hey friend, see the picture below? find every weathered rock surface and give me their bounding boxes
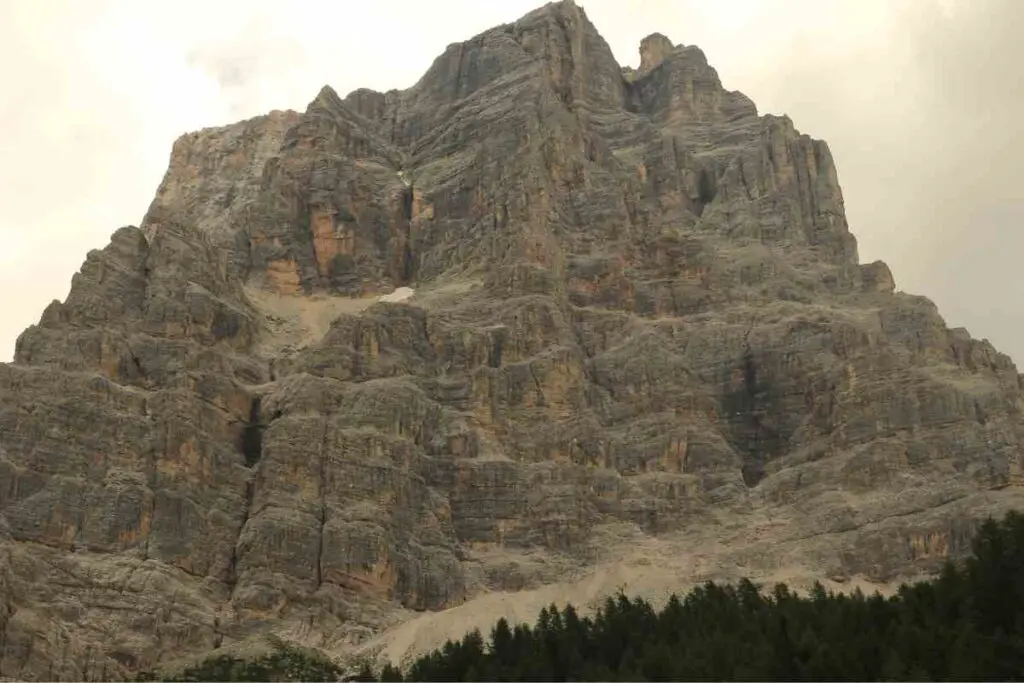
[2,0,1023,678]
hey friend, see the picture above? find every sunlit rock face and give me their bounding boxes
[2,1,1022,679]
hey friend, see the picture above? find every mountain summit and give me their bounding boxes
[2,1,1022,678]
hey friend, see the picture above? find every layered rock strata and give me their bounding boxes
[1,1,1022,678]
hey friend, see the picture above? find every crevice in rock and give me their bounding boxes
[239,397,264,467]
[721,348,783,488]
[737,353,766,487]
[401,244,415,286]
[420,313,434,360]
[126,343,144,377]
[396,184,416,286]
[529,363,546,407]
[123,341,147,386]
[141,430,160,563]
[315,508,327,590]
[315,416,330,590]
[488,331,505,368]
[227,477,254,592]
[552,14,578,110]
[453,42,466,100]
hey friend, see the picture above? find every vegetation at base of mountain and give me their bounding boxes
[390,511,1024,681]
[134,642,342,682]
[137,511,1024,681]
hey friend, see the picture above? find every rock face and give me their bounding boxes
[2,1,1023,678]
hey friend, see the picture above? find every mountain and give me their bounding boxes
[2,1,1022,678]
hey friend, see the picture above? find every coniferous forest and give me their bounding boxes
[148,511,1024,682]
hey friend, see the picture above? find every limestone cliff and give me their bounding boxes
[2,1,1022,678]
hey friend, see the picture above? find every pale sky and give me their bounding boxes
[1,0,1021,364]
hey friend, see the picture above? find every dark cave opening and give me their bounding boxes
[694,169,717,218]
[240,397,264,467]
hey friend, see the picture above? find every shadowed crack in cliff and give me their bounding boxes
[551,12,579,110]
[397,183,416,286]
[225,476,255,600]
[489,334,504,369]
[315,414,330,589]
[125,342,146,383]
[723,349,784,488]
[529,362,547,407]
[229,397,268,590]
[142,426,160,563]
[240,397,264,467]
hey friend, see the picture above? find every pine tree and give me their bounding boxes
[379,663,404,682]
[489,617,515,673]
[352,662,376,682]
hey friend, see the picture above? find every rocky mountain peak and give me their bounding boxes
[309,84,345,112]
[638,32,676,73]
[1,2,1022,680]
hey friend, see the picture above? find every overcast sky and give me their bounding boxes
[1,0,1021,365]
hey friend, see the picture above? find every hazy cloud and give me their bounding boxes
[1,0,1020,363]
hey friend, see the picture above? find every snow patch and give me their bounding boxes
[377,286,415,303]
